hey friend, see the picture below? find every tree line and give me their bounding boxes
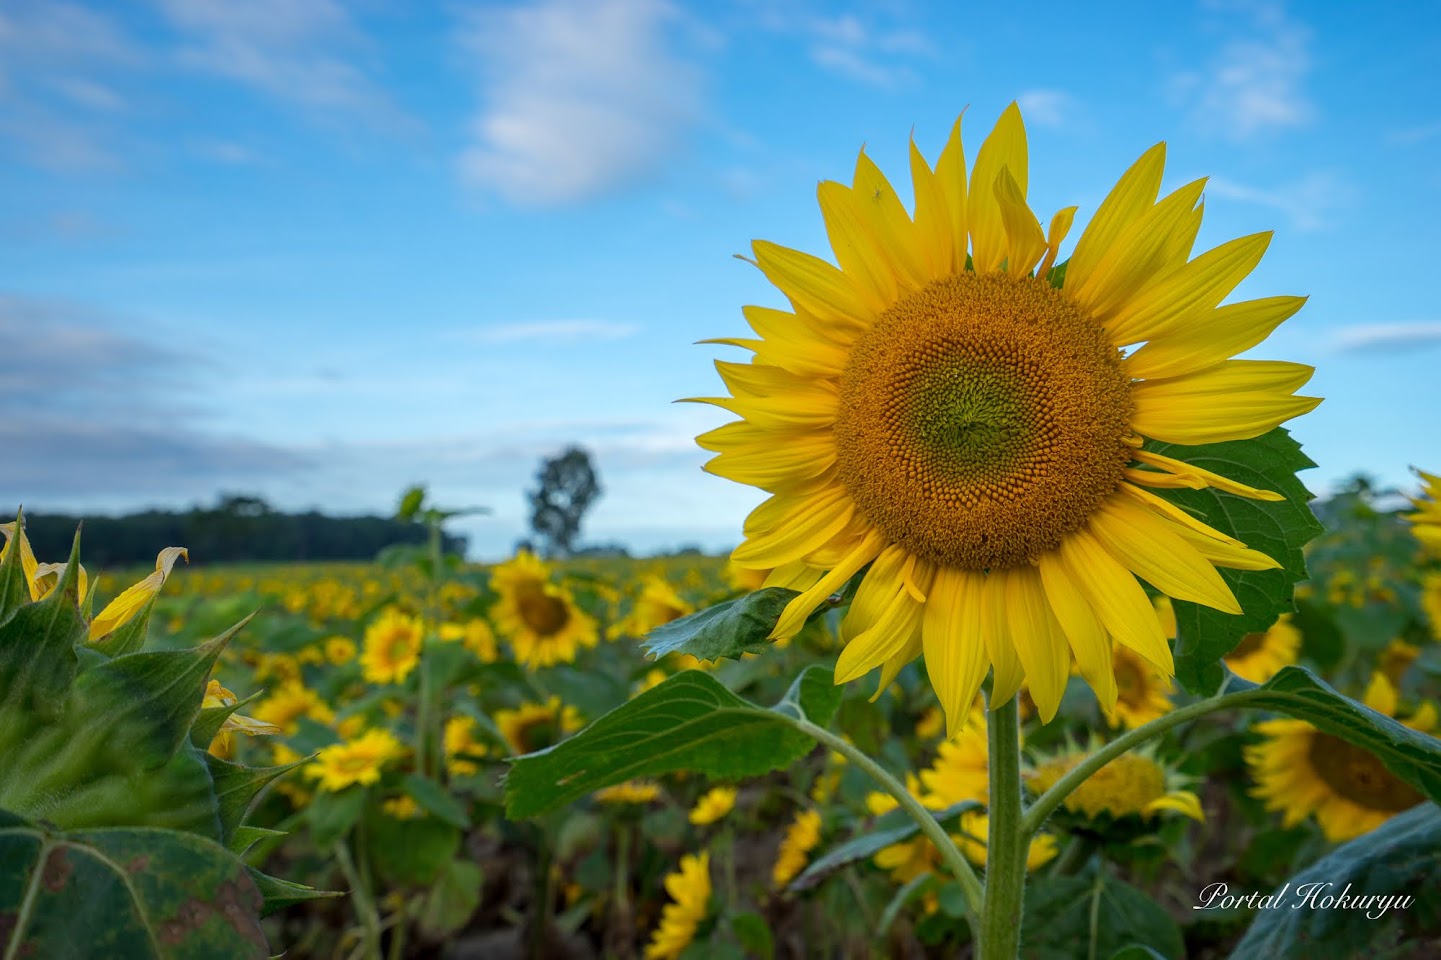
[15,494,465,567]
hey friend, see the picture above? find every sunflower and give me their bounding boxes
[1407,469,1441,557]
[689,786,737,826]
[595,779,663,805]
[614,575,694,639]
[443,715,489,777]
[306,728,406,793]
[1246,672,1434,842]
[644,852,711,960]
[201,678,280,759]
[695,104,1316,730]
[360,607,424,685]
[1224,613,1301,683]
[772,808,823,888]
[252,680,335,734]
[1422,574,1441,641]
[494,696,583,755]
[491,550,598,669]
[1028,745,1203,823]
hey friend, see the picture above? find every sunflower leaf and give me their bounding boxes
[1228,802,1441,960]
[789,800,981,892]
[1021,861,1184,960]
[1146,427,1322,695]
[502,665,837,819]
[641,587,800,663]
[1239,665,1441,802]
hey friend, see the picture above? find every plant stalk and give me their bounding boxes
[978,695,1025,960]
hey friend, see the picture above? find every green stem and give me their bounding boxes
[978,696,1024,960]
[334,841,382,960]
[1020,688,1258,837]
[795,717,984,919]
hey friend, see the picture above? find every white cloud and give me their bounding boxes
[1207,171,1351,232]
[774,12,930,89]
[456,0,701,206]
[1173,1,1313,140]
[1016,89,1072,128]
[1329,322,1441,354]
[463,319,641,344]
[155,0,405,126]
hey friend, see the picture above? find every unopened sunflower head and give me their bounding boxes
[1029,741,1204,835]
[694,103,1318,730]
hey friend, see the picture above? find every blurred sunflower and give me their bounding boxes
[644,852,711,960]
[1407,469,1441,556]
[1105,640,1174,729]
[201,678,280,759]
[614,575,693,638]
[360,607,423,685]
[695,103,1315,730]
[494,696,583,755]
[443,715,489,777]
[689,786,738,826]
[1224,613,1301,683]
[772,808,823,888]
[1028,744,1203,823]
[594,780,663,805]
[1246,672,1434,841]
[306,728,406,792]
[252,680,334,734]
[491,550,598,669]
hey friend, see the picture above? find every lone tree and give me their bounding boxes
[527,446,602,558]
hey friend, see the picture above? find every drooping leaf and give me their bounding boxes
[503,666,840,819]
[0,820,270,959]
[1229,803,1441,959]
[790,800,982,892]
[642,587,801,662]
[1148,428,1322,694]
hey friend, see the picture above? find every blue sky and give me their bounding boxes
[2,0,1438,559]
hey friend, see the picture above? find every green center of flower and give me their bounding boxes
[1308,733,1423,812]
[834,272,1133,570]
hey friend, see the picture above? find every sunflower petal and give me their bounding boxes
[1105,232,1272,345]
[1037,205,1078,278]
[1090,496,1242,613]
[980,571,1026,707]
[772,530,885,639]
[752,240,877,329]
[90,547,188,640]
[1147,790,1205,822]
[910,135,954,279]
[994,167,1047,276]
[1056,529,1172,673]
[1065,142,1166,291]
[819,178,899,307]
[1004,567,1071,722]
[1129,448,1285,501]
[968,103,1027,273]
[1037,552,1117,712]
[923,568,991,738]
[1131,360,1321,444]
[852,149,928,290]
[1125,295,1306,380]
[734,484,854,567]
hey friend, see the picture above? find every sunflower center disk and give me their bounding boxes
[518,588,570,635]
[834,272,1133,571]
[1309,733,1423,812]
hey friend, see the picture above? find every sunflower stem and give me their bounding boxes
[979,695,1025,960]
[794,718,984,919]
[1020,688,1258,837]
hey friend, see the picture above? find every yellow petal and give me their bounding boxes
[0,520,42,601]
[1131,360,1321,444]
[1037,551,1117,712]
[751,240,876,330]
[922,568,990,738]
[1172,525,1284,571]
[741,305,852,377]
[1065,142,1165,293]
[1068,178,1207,324]
[1362,672,1398,716]
[1003,567,1071,723]
[773,530,885,639]
[734,484,855,568]
[968,103,1027,273]
[1037,205,1078,278]
[1056,529,1172,673]
[1147,790,1205,822]
[835,546,924,684]
[910,135,954,280]
[1127,449,1285,501]
[994,167,1047,275]
[980,571,1025,707]
[934,112,970,273]
[852,149,928,291]
[1105,232,1272,346]
[819,178,899,308]
[1115,482,1245,546]
[1089,496,1241,613]
[90,546,188,641]
[1125,296,1306,380]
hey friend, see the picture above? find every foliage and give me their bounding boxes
[527,446,602,558]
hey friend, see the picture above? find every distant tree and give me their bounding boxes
[527,446,602,558]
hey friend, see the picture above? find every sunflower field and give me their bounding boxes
[5,105,1441,960]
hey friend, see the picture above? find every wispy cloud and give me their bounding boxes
[1207,171,1351,232]
[155,0,407,128]
[1329,322,1441,354]
[1172,1,1313,140]
[753,9,930,89]
[1016,89,1073,128]
[463,319,640,344]
[1387,121,1441,147]
[456,0,701,206]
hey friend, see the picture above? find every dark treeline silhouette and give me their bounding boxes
[13,494,466,567]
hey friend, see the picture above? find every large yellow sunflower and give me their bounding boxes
[491,550,598,669]
[695,103,1317,730]
[1407,469,1441,557]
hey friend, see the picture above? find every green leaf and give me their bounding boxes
[365,814,461,888]
[0,820,270,959]
[730,912,774,960]
[190,689,265,751]
[418,858,483,939]
[642,587,800,662]
[244,868,341,918]
[91,595,157,658]
[306,787,366,848]
[401,774,471,830]
[1021,862,1184,960]
[1109,948,1170,960]
[1228,803,1441,959]
[503,665,840,819]
[1148,428,1322,695]
[879,873,934,936]
[228,825,285,858]
[1241,666,1441,802]
[790,800,981,892]
[206,754,305,843]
